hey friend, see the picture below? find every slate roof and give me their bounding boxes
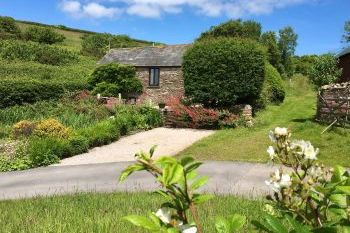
[98,44,191,67]
[337,47,350,58]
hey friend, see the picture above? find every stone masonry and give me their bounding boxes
[316,82,350,127]
[136,67,185,104]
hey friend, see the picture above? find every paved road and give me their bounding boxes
[0,161,276,200]
[57,127,214,166]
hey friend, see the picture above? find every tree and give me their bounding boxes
[292,55,318,76]
[261,31,282,71]
[88,63,143,98]
[0,16,21,39]
[0,16,20,34]
[309,54,342,88]
[342,20,350,44]
[24,26,65,44]
[197,19,261,41]
[278,26,298,77]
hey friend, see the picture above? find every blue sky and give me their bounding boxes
[0,0,349,55]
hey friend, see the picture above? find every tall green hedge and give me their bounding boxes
[257,63,285,109]
[0,79,87,108]
[182,38,266,108]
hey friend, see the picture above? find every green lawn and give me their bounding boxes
[0,192,265,233]
[177,76,350,167]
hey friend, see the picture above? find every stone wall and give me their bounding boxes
[316,82,350,127]
[136,67,184,104]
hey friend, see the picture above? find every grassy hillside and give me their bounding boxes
[16,20,157,52]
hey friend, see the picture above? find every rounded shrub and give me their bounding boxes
[11,120,36,138]
[257,63,286,108]
[89,63,142,98]
[33,118,71,139]
[182,38,266,108]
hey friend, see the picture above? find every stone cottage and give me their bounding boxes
[98,44,190,104]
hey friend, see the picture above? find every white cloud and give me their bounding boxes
[60,1,122,18]
[83,2,122,18]
[60,0,309,19]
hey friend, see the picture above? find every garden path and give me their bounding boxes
[57,127,215,166]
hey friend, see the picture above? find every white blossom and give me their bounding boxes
[291,140,318,160]
[280,174,292,187]
[265,169,291,192]
[155,208,172,224]
[267,146,276,159]
[180,225,197,233]
[274,127,288,136]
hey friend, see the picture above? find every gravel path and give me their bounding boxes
[57,127,215,166]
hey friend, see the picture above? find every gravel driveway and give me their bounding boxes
[56,127,214,166]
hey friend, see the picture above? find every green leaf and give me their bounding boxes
[119,164,145,182]
[263,215,289,233]
[329,194,348,208]
[149,145,157,158]
[180,156,195,167]
[192,194,214,204]
[332,166,346,183]
[335,186,350,195]
[185,161,203,173]
[191,176,209,190]
[284,214,311,233]
[163,164,184,186]
[156,156,178,167]
[215,217,230,233]
[229,214,246,231]
[186,170,198,180]
[167,228,179,233]
[327,207,348,220]
[123,215,159,231]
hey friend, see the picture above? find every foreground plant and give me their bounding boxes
[119,146,246,233]
[259,127,350,232]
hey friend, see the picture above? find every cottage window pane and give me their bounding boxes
[149,68,159,86]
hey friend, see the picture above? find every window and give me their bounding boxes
[149,67,160,87]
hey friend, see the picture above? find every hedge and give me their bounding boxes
[182,38,266,108]
[0,79,87,108]
[257,63,286,109]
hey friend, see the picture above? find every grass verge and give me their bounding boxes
[0,192,265,232]
[177,75,350,167]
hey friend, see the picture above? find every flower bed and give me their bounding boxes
[0,92,163,171]
[163,96,248,129]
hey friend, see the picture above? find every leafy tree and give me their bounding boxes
[261,31,282,71]
[292,55,318,76]
[0,16,20,34]
[309,54,342,88]
[89,63,143,98]
[197,19,261,41]
[278,26,298,77]
[24,26,65,44]
[343,20,350,44]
